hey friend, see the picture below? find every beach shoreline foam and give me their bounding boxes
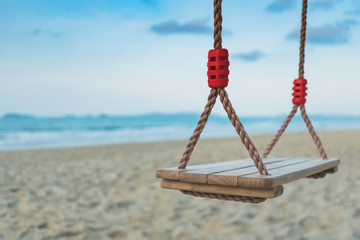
[0,130,359,239]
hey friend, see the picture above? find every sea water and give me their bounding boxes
[1,113,359,151]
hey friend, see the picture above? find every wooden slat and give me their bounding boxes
[156,157,288,181]
[161,179,283,199]
[178,157,289,184]
[156,159,250,180]
[207,157,313,186]
[161,158,249,170]
[238,158,340,189]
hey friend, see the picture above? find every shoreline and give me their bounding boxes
[0,129,357,153]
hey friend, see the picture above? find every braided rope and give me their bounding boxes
[262,104,298,158]
[178,89,268,175]
[299,0,307,79]
[178,89,218,169]
[181,190,266,203]
[218,89,268,175]
[263,104,328,160]
[214,0,222,49]
[299,105,328,159]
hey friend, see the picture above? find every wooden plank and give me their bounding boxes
[178,157,289,184]
[239,158,340,189]
[156,169,183,180]
[157,157,288,181]
[156,159,252,180]
[207,157,313,186]
[159,159,251,172]
[161,179,283,199]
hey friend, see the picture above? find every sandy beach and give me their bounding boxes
[0,130,359,239]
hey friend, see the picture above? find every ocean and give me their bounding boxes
[1,113,359,151]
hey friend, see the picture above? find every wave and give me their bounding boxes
[1,113,360,151]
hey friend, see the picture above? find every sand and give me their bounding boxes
[0,130,359,240]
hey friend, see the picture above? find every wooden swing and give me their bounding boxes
[156,0,340,203]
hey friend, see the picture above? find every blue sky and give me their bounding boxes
[1,0,359,116]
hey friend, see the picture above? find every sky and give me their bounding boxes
[1,0,360,117]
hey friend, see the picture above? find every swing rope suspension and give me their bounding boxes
[178,0,268,176]
[178,0,268,203]
[156,0,339,204]
[262,0,328,161]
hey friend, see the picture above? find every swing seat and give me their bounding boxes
[156,157,340,200]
